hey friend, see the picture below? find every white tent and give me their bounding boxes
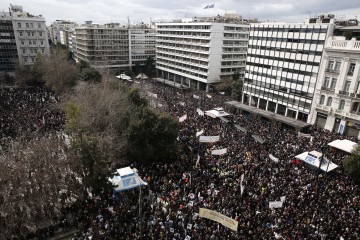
[205,107,230,118]
[109,167,147,192]
[116,74,133,81]
[328,139,358,154]
[295,151,338,172]
[135,73,148,79]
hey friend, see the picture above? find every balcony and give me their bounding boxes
[350,93,360,98]
[321,86,335,92]
[325,68,339,73]
[338,90,350,97]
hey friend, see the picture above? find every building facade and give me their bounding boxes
[0,11,17,78]
[72,22,156,70]
[242,19,334,122]
[309,36,360,138]
[48,20,77,46]
[155,20,249,91]
[0,5,49,78]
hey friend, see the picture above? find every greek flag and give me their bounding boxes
[208,4,214,8]
[204,5,209,9]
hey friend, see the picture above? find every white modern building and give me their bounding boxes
[309,35,360,138]
[155,19,249,91]
[72,22,156,70]
[242,16,335,122]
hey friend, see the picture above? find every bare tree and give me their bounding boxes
[0,134,82,239]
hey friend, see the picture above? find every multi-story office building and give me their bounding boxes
[155,19,249,91]
[0,4,49,80]
[0,11,17,79]
[309,32,360,137]
[48,20,77,46]
[72,22,156,70]
[242,16,335,122]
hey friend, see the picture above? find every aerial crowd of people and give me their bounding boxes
[73,81,359,240]
[0,82,359,239]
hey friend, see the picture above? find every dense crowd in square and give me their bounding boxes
[0,83,359,239]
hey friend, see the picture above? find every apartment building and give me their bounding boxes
[242,16,335,122]
[48,20,77,46]
[10,4,50,66]
[309,32,360,138]
[155,19,249,91]
[72,22,156,70]
[0,4,49,78]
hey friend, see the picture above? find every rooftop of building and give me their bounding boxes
[157,14,258,24]
[6,4,44,19]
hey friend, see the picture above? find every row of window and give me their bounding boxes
[251,27,327,33]
[157,53,208,67]
[246,53,320,67]
[17,22,42,29]
[157,47,208,60]
[22,48,45,54]
[157,31,211,38]
[157,63,207,80]
[319,96,346,110]
[244,86,312,109]
[19,31,43,37]
[249,37,325,44]
[249,45,323,56]
[20,40,44,45]
[157,25,211,30]
[248,62,317,77]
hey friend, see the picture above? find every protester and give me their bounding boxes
[75,81,359,240]
[1,83,358,239]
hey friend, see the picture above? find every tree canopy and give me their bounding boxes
[344,145,360,184]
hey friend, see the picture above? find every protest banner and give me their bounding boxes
[269,201,283,209]
[199,208,238,231]
[179,114,187,122]
[199,136,220,143]
[211,148,227,156]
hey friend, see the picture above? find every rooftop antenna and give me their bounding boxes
[127,16,130,29]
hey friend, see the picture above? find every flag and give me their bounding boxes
[208,4,214,8]
[204,5,209,9]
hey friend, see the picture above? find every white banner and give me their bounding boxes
[199,208,238,231]
[199,136,220,143]
[280,196,286,203]
[269,201,283,209]
[269,154,279,163]
[195,155,200,168]
[196,129,204,137]
[179,101,185,106]
[207,94,212,98]
[219,92,225,95]
[338,120,346,135]
[193,94,200,99]
[196,108,204,116]
[211,148,227,156]
[240,173,245,195]
[298,132,311,138]
[179,114,187,122]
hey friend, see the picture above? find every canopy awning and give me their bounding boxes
[116,74,132,81]
[295,151,338,172]
[109,167,147,192]
[205,108,230,118]
[135,73,148,79]
[328,139,358,154]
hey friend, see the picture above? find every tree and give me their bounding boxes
[65,78,179,165]
[144,56,155,78]
[14,57,44,87]
[344,145,360,183]
[0,135,82,239]
[81,67,102,83]
[77,59,90,73]
[231,79,243,101]
[133,62,142,76]
[41,47,79,95]
[121,107,179,164]
[124,66,133,79]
